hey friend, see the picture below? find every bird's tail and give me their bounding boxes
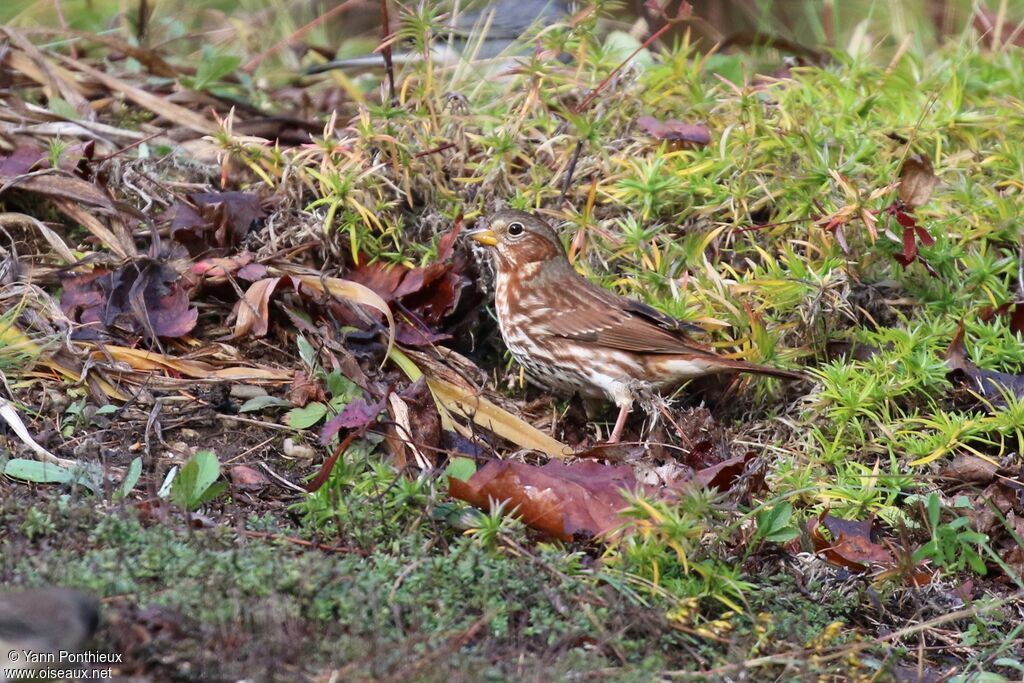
[718,358,807,381]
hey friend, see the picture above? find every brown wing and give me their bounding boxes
[539,277,717,356]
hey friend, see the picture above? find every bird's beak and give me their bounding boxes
[468,228,498,247]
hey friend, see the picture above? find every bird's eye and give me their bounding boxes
[507,222,525,237]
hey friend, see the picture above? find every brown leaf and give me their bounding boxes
[945,323,1024,407]
[0,171,116,212]
[170,191,266,253]
[636,115,711,146]
[691,451,755,491]
[974,6,1024,48]
[60,256,198,343]
[385,378,441,468]
[229,465,270,490]
[333,219,471,346]
[898,153,938,208]
[940,454,997,483]
[809,514,894,571]
[0,146,46,176]
[449,460,639,540]
[231,277,281,338]
[287,371,324,407]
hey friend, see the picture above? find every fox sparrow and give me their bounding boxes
[470,209,804,442]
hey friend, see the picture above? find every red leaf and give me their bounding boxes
[902,226,917,263]
[0,145,46,176]
[895,211,917,228]
[915,225,935,247]
[319,397,385,445]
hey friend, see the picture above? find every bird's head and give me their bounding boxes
[468,209,567,270]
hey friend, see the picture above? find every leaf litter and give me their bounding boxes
[1,6,1023,680]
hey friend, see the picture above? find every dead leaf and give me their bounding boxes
[319,397,385,445]
[60,256,198,343]
[809,514,894,571]
[287,372,324,407]
[636,115,710,146]
[345,220,469,344]
[898,153,939,208]
[945,324,1024,408]
[940,454,997,483]
[86,344,290,381]
[974,6,1024,48]
[169,191,266,254]
[229,465,270,490]
[691,451,756,491]
[385,379,440,469]
[0,170,116,212]
[231,277,280,338]
[427,376,572,458]
[449,459,639,540]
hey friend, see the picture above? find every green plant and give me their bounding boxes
[753,501,800,546]
[283,335,361,430]
[913,493,988,576]
[20,505,56,540]
[168,450,228,512]
[182,48,242,92]
[607,488,752,620]
[462,498,523,550]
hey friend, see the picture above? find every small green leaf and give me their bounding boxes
[297,335,317,368]
[993,659,1024,672]
[239,395,292,413]
[756,502,799,543]
[170,459,198,509]
[286,402,329,429]
[195,481,228,507]
[191,53,241,90]
[169,450,225,510]
[48,96,80,121]
[94,405,120,416]
[326,372,357,400]
[4,458,73,484]
[328,394,351,412]
[927,493,941,529]
[192,450,221,497]
[116,457,143,500]
[445,456,476,482]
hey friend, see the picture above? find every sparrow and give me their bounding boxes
[469,209,804,443]
[308,0,572,73]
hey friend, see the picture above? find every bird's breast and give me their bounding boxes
[492,269,645,400]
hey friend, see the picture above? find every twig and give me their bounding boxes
[241,530,369,555]
[379,0,396,105]
[558,139,584,203]
[414,141,456,158]
[573,20,675,114]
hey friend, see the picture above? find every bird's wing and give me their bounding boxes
[539,279,716,356]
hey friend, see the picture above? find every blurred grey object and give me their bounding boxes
[0,587,100,681]
[308,0,573,73]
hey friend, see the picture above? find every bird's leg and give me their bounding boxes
[609,404,631,444]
